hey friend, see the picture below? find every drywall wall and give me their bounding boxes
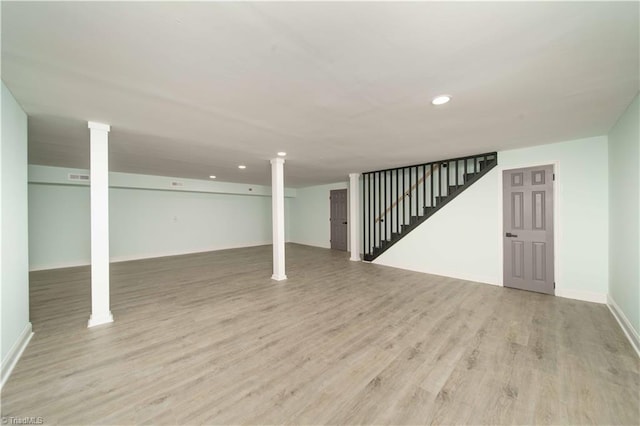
[28,166,294,270]
[289,181,349,249]
[1,82,32,386]
[608,94,639,348]
[28,184,90,270]
[375,136,609,303]
[110,188,276,261]
[29,165,297,198]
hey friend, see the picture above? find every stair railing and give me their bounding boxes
[362,152,497,260]
[374,163,440,224]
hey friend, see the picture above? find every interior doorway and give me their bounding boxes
[330,189,348,251]
[503,165,555,295]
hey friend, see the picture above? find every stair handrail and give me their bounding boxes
[363,152,498,261]
[374,163,440,224]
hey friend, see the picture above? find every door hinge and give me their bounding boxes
[554,282,556,289]
[553,174,555,181]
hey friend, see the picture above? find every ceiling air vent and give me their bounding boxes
[68,173,90,182]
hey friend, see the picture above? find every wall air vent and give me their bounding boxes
[68,173,90,182]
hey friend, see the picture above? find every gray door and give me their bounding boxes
[503,165,554,295]
[330,189,348,251]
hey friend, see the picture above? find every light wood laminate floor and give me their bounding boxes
[2,244,638,425]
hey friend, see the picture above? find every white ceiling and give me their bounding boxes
[2,2,638,187]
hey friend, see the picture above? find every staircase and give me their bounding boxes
[362,152,497,261]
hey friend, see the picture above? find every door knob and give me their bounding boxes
[343,221,348,224]
[505,232,518,238]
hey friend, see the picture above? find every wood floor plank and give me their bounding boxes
[1,243,638,425]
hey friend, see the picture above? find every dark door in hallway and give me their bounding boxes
[503,165,555,295]
[330,189,348,251]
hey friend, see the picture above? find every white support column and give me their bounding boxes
[87,121,113,327]
[271,158,287,281]
[349,173,361,261]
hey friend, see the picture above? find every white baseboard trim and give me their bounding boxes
[29,241,274,271]
[271,274,288,281]
[607,295,640,357]
[372,261,501,287]
[1,322,33,389]
[287,241,331,250]
[29,260,90,271]
[555,289,607,304]
[108,241,272,264]
[370,263,612,306]
[88,311,114,328]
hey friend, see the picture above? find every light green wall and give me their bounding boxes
[28,184,90,269]
[290,182,348,249]
[608,94,639,336]
[29,165,297,198]
[110,188,275,261]
[501,136,609,299]
[376,136,610,302]
[1,82,30,363]
[28,166,294,270]
[30,165,349,268]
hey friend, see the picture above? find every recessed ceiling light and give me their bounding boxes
[277,152,287,157]
[432,95,451,106]
[238,165,246,169]
[209,175,216,179]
